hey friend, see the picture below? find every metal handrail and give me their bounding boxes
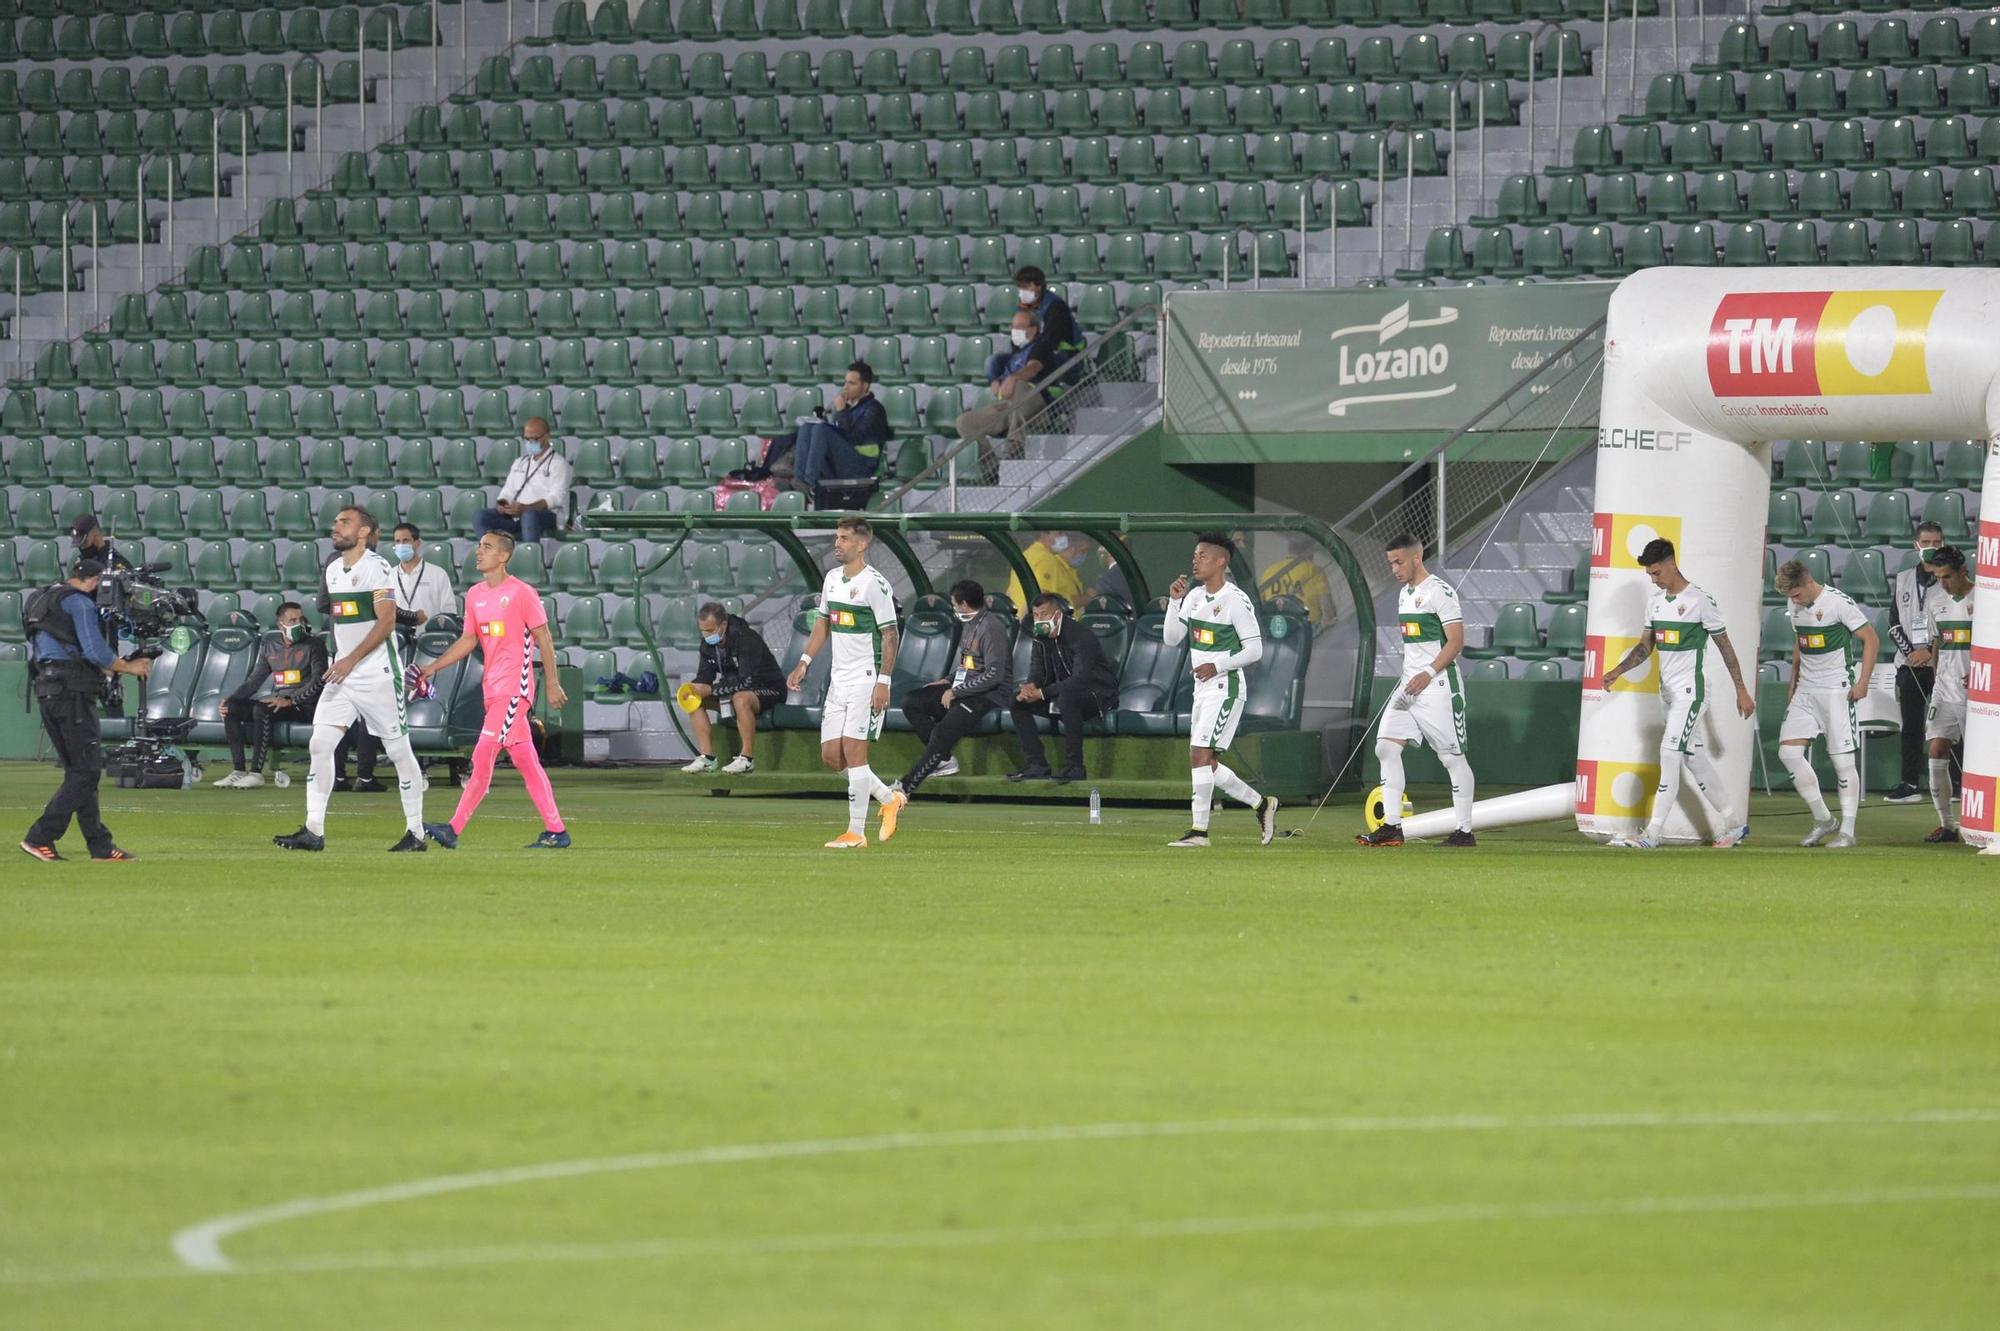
[871,301,1162,512]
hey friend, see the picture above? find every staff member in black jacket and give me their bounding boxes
[881,583,1012,826]
[1009,594,1120,784]
[680,603,788,775]
[1884,520,1946,803]
[217,601,328,789]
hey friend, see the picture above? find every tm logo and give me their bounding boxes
[1970,644,2000,706]
[1706,290,1942,398]
[1978,519,2000,583]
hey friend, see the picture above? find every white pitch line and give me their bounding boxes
[9,1181,1998,1287]
[169,1107,2000,1274]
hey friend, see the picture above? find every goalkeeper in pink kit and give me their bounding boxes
[418,532,571,849]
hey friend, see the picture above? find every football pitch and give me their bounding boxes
[2,761,1996,1329]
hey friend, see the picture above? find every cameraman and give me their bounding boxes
[20,557,150,863]
[217,602,328,789]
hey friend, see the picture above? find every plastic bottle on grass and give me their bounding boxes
[1088,788,1101,825]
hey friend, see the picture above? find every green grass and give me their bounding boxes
[2,762,1996,1329]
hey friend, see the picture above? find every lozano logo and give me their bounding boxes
[1325,301,1460,417]
[1961,773,1997,834]
[1978,519,2000,583]
[1970,644,2000,706]
[1706,290,1942,398]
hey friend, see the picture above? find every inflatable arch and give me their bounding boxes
[1580,267,2000,846]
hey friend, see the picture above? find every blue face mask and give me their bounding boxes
[702,632,723,646]
[393,543,416,563]
[524,436,546,454]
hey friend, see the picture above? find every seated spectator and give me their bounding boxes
[955,307,1047,473]
[1009,594,1120,784]
[679,602,788,776]
[69,514,135,575]
[1004,531,1094,613]
[217,601,327,789]
[474,417,570,544]
[389,523,457,627]
[890,581,1012,797]
[761,361,892,495]
[1014,265,1080,372]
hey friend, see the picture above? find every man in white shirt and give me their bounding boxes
[475,417,570,545]
[389,523,457,627]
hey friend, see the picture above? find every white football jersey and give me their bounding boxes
[1397,574,1463,681]
[818,562,899,683]
[1787,586,1870,691]
[1645,582,1728,696]
[324,549,396,666]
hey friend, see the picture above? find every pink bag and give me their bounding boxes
[715,476,779,509]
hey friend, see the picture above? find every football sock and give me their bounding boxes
[1780,745,1831,823]
[451,734,500,833]
[1375,736,1406,827]
[380,733,427,836]
[1684,747,1737,830]
[1930,757,1956,830]
[845,766,871,836]
[1211,763,1260,808]
[304,723,340,837]
[1191,767,1216,832]
[1645,746,1683,839]
[1438,748,1476,832]
[1830,750,1859,835]
[509,738,565,834]
[856,764,893,804]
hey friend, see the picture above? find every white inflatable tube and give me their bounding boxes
[1402,782,1577,841]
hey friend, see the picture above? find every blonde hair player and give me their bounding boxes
[786,518,904,848]
[1163,532,1279,849]
[1599,537,1755,849]
[1773,558,1878,848]
[1356,534,1477,848]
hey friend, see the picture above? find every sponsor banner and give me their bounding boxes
[1575,758,1660,821]
[1705,289,1943,399]
[1591,512,1684,572]
[1977,518,2000,586]
[1960,772,1997,836]
[1970,645,2000,708]
[1162,284,1612,437]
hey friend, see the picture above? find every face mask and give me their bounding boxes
[1920,547,1940,563]
[1017,288,1036,306]
[954,608,979,623]
[1050,536,1070,553]
[524,436,546,454]
[393,543,416,563]
[1032,618,1056,638]
[281,623,307,644]
[1009,327,1031,349]
[702,632,723,646]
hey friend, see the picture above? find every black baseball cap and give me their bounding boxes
[69,514,100,542]
[71,557,107,580]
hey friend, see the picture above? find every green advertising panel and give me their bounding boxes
[1163,284,1613,460]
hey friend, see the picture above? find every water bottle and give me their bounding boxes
[1088,787,1102,825]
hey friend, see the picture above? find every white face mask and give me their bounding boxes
[1017,287,1036,306]
[1050,536,1070,553]
[954,608,979,623]
[1009,327,1031,349]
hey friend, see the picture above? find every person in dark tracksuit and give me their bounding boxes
[20,557,151,863]
[893,581,1013,799]
[1885,521,1946,803]
[217,601,329,788]
[1009,594,1120,784]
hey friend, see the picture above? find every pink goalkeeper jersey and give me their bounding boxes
[464,575,546,702]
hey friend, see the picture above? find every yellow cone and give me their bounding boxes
[1363,786,1415,832]
[675,682,704,713]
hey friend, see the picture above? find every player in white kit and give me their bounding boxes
[1908,544,1975,844]
[1774,559,1878,849]
[274,505,429,852]
[1600,537,1755,849]
[785,517,903,848]
[1357,534,1477,848]
[1163,532,1279,848]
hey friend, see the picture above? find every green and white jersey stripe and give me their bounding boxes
[1397,574,1463,682]
[1788,585,1871,691]
[1172,579,1261,680]
[324,549,396,668]
[820,563,899,683]
[1646,581,1728,697]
